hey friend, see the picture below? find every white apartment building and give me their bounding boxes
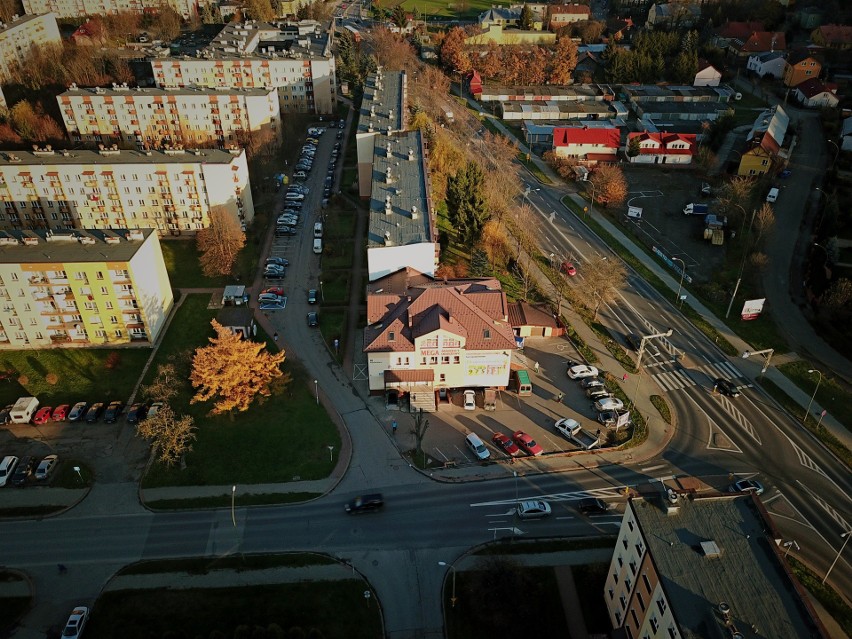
[0,228,173,348]
[151,21,336,115]
[21,0,210,20]
[58,84,282,148]
[0,147,253,235]
[0,13,61,83]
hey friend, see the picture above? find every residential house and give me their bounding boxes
[747,51,787,79]
[738,105,789,176]
[605,490,830,638]
[647,3,701,28]
[465,22,555,45]
[693,60,722,87]
[69,19,106,46]
[714,20,765,48]
[0,13,61,84]
[811,24,852,50]
[627,132,697,164]
[547,3,590,31]
[552,126,620,163]
[783,51,822,87]
[840,116,852,152]
[574,50,605,82]
[728,30,786,57]
[364,270,516,408]
[794,78,839,108]
[477,4,546,31]
[0,228,173,348]
[508,301,563,337]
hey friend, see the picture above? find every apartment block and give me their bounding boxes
[58,85,282,148]
[21,0,210,20]
[151,21,336,115]
[605,491,828,639]
[0,147,253,234]
[0,13,61,83]
[0,228,174,348]
[356,69,407,198]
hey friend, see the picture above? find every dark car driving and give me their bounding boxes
[713,378,741,397]
[577,497,609,515]
[345,493,384,514]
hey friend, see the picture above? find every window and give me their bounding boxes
[608,588,614,600]
[628,519,634,531]
[439,373,446,382]
[96,271,104,280]
[441,356,450,365]
[623,538,628,549]
[667,626,677,638]
[94,329,106,338]
[388,331,395,341]
[617,555,623,567]
[420,357,427,365]
[429,356,437,365]
[483,329,491,339]
[637,592,645,612]
[629,561,637,576]
[109,315,118,324]
[643,574,652,594]
[657,598,667,615]
[636,540,645,555]
[619,595,626,611]
[625,578,632,592]
[453,355,460,364]
[114,330,122,338]
[650,616,659,633]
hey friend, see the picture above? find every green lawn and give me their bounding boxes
[319,309,347,356]
[119,553,335,576]
[0,348,150,407]
[160,237,261,290]
[321,271,350,304]
[140,295,341,489]
[777,360,852,432]
[87,581,383,639]
[400,0,512,21]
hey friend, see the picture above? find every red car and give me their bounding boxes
[513,430,544,456]
[261,287,286,297]
[561,261,577,277]
[52,405,70,421]
[32,407,52,425]
[492,433,520,456]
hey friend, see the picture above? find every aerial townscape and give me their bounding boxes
[0,0,851,636]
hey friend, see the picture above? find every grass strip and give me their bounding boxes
[777,361,851,433]
[516,151,554,185]
[145,492,321,511]
[475,536,616,555]
[788,557,852,638]
[650,395,672,424]
[0,505,65,518]
[119,553,335,576]
[755,377,851,469]
[0,598,30,635]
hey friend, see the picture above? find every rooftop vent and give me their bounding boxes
[700,540,721,558]
[385,166,392,184]
[411,205,418,219]
[385,195,392,215]
[384,230,392,245]
[386,141,392,157]
[408,148,414,161]
[22,236,38,246]
[78,236,96,245]
[104,235,120,244]
[126,229,145,241]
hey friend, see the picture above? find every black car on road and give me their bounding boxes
[345,493,384,514]
[713,378,741,397]
[577,498,609,515]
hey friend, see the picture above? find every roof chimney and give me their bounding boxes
[385,166,393,184]
[385,195,392,214]
[411,206,418,219]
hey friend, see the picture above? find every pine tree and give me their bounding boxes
[470,248,489,276]
[446,162,489,247]
[519,4,533,30]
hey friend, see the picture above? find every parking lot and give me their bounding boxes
[402,337,632,468]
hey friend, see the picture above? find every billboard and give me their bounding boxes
[465,351,511,387]
[741,298,765,321]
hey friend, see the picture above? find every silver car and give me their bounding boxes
[517,500,551,519]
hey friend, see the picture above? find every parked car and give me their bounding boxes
[512,430,543,456]
[561,261,577,277]
[345,493,384,514]
[713,378,741,398]
[258,293,284,304]
[580,377,604,390]
[261,287,286,297]
[126,403,148,424]
[729,479,764,495]
[62,606,89,639]
[567,364,599,379]
[307,289,318,304]
[586,387,612,400]
[491,433,520,456]
[577,498,609,515]
[307,311,319,327]
[32,406,53,425]
[517,500,551,519]
[68,402,88,422]
[463,390,476,411]
[274,226,297,237]
[85,402,105,423]
[103,401,124,424]
[597,410,619,427]
[554,417,582,439]
[264,270,286,280]
[293,171,307,180]
[35,454,58,480]
[0,455,18,487]
[10,455,34,486]
[51,405,69,421]
[593,397,624,413]
[147,402,164,420]
[464,433,490,460]
[0,404,13,425]
[266,258,289,268]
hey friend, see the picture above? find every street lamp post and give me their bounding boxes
[726,205,757,318]
[584,178,597,217]
[804,368,822,421]
[549,253,555,269]
[671,256,686,305]
[438,561,458,608]
[827,139,840,165]
[741,348,774,375]
[822,531,851,585]
[231,485,236,528]
[314,379,319,405]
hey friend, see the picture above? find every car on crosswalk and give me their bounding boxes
[713,378,740,398]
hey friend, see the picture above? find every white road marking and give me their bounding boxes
[796,481,851,532]
[641,464,667,472]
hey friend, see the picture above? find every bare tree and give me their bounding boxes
[196,207,246,277]
[142,363,181,403]
[136,403,196,467]
[368,27,416,71]
[575,256,627,320]
[753,202,775,249]
[411,408,430,466]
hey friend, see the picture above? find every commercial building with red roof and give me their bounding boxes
[627,132,697,165]
[552,126,620,163]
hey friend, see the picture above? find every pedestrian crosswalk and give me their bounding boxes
[653,360,746,393]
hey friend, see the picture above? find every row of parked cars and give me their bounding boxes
[465,430,544,461]
[565,363,629,426]
[0,453,59,487]
[0,400,161,427]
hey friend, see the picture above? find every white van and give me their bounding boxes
[313,238,323,254]
[465,433,490,460]
[766,187,779,203]
[313,222,323,238]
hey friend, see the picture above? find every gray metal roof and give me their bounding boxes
[357,70,406,135]
[632,495,824,639]
[0,229,154,264]
[0,148,242,166]
[368,130,433,249]
[623,84,734,102]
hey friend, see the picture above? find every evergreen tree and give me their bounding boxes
[519,4,533,30]
[446,162,489,247]
[470,248,489,276]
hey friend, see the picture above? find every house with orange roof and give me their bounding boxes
[627,132,697,165]
[728,30,786,57]
[364,269,517,401]
[783,51,821,87]
[552,126,620,163]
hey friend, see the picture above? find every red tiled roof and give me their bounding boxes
[795,77,834,98]
[549,4,590,14]
[508,302,559,329]
[817,24,852,46]
[384,369,434,383]
[733,32,786,53]
[628,132,697,155]
[716,21,764,40]
[553,127,620,148]
[585,153,619,162]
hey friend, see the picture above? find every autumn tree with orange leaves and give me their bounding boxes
[190,321,288,414]
[196,207,246,277]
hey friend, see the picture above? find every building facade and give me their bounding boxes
[552,126,620,163]
[605,492,828,639]
[548,4,590,31]
[364,271,516,406]
[0,228,173,348]
[21,0,210,20]
[738,105,788,177]
[150,21,336,115]
[794,78,839,108]
[58,85,282,148]
[0,13,61,84]
[693,61,721,87]
[627,132,696,164]
[783,52,821,87]
[0,147,253,234]
[746,51,786,79]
